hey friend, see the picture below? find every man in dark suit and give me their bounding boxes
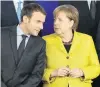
[96,21,100,62]
[92,2,100,87]
[1,1,35,27]
[1,1,42,36]
[95,1,100,62]
[1,1,19,27]
[59,1,94,35]
[58,1,100,43]
[93,20,100,87]
[1,3,46,87]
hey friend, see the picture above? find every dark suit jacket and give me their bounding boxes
[1,1,35,27]
[90,2,100,87]
[95,1,100,30]
[1,25,46,87]
[94,21,100,87]
[95,21,100,68]
[1,1,19,27]
[90,1,100,43]
[1,1,42,37]
[94,2,100,84]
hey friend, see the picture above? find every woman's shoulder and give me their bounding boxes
[42,33,57,40]
[76,31,92,40]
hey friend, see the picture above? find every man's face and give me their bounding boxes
[25,12,46,36]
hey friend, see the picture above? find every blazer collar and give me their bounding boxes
[55,31,80,55]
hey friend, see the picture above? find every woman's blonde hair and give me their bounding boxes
[53,4,79,30]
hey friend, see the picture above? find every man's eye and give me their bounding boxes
[54,19,56,21]
[36,20,41,23]
[59,18,62,21]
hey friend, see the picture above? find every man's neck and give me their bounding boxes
[19,23,29,35]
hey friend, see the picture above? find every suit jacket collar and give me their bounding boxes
[9,25,38,67]
[10,25,18,65]
[17,35,39,68]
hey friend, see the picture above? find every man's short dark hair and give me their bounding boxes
[21,3,46,21]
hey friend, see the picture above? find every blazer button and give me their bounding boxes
[66,56,69,59]
[66,65,69,68]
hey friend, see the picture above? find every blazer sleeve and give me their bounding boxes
[43,68,56,84]
[42,36,56,84]
[17,41,46,87]
[81,36,100,80]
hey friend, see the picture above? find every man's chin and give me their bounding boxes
[32,33,39,36]
[56,31,62,35]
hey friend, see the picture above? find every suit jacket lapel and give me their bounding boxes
[17,35,37,67]
[10,26,18,65]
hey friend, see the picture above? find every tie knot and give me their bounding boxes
[18,0,22,3]
[18,1,22,5]
[22,35,27,39]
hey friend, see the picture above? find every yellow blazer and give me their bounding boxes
[42,31,100,87]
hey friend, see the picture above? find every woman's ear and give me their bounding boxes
[70,20,74,28]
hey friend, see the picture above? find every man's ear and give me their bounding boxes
[23,16,29,23]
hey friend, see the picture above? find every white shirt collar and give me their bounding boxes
[87,0,96,10]
[13,0,24,12]
[17,25,30,38]
[13,0,24,3]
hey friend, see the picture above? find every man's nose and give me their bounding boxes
[40,24,43,30]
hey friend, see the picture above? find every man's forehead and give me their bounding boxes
[32,11,45,17]
[31,12,46,22]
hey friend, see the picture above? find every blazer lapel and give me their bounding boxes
[10,26,18,65]
[69,31,80,55]
[54,34,68,55]
[55,32,80,55]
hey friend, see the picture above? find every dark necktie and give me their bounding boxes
[17,35,27,63]
[90,1,96,20]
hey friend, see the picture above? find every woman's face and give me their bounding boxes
[54,11,74,36]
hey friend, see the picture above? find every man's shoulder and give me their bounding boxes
[1,25,17,40]
[1,26,11,35]
[1,25,17,32]
[31,36,46,49]
[31,35,46,45]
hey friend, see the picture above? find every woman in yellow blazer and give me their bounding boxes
[42,5,100,87]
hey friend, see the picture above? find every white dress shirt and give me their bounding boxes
[87,0,96,10]
[13,0,24,13]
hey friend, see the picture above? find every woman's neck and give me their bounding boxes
[61,30,73,43]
